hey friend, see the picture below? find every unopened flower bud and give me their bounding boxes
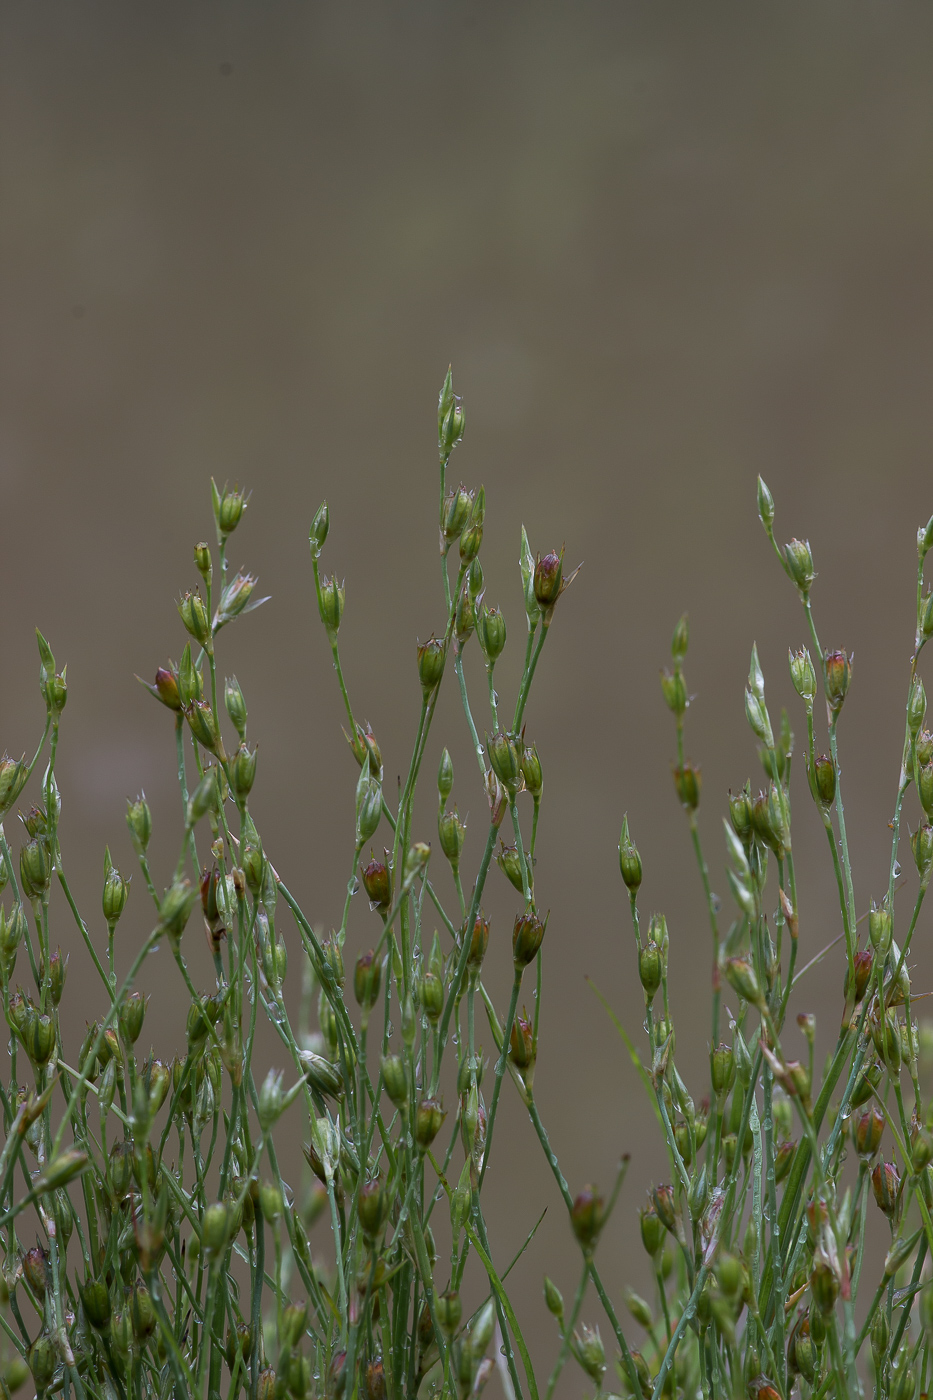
[210,482,246,536]
[417,637,445,697]
[439,809,466,866]
[533,551,563,607]
[118,991,147,1047]
[853,1106,884,1158]
[672,761,701,810]
[456,490,481,560]
[354,951,383,1013]
[638,941,663,1001]
[318,575,345,634]
[774,1140,796,1183]
[437,749,454,801]
[639,1204,664,1257]
[909,677,927,739]
[355,776,382,848]
[850,1060,882,1109]
[441,485,473,541]
[478,604,506,663]
[660,668,687,715]
[570,1186,603,1250]
[231,742,258,800]
[824,650,852,714]
[513,910,546,969]
[308,500,329,557]
[28,1335,55,1391]
[185,699,222,754]
[543,1276,564,1321]
[571,1325,606,1385]
[224,675,248,738]
[23,1245,49,1297]
[160,878,197,940]
[811,753,836,806]
[618,816,643,893]
[19,838,50,900]
[358,1178,389,1241]
[126,794,152,856]
[811,1257,839,1315]
[913,824,933,883]
[844,949,873,1006]
[178,589,211,647]
[438,369,464,461]
[467,913,490,970]
[509,1011,534,1070]
[871,1160,901,1218]
[415,1097,446,1150]
[487,730,523,793]
[789,647,817,701]
[723,956,765,1010]
[215,569,259,627]
[710,1044,736,1097]
[80,1277,111,1330]
[0,753,28,818]
[142,664,183,711]
[360,855,391,909]
[784,538,815,596]
[869,903,892,959]
[381,1055,408,1109]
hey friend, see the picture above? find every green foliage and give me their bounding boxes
[2,374,933,1400]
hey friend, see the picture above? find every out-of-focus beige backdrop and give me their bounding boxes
[3,2,933,1389]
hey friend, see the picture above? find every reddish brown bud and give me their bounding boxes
[853,1106,884,1158]
[824,650,852,714]
[570,1186,603,1250]
[509,1011,534,1069]
[871,1160,901,1218]
[361,855,391,910]
[466,913,490,970]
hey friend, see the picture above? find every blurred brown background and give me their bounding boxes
[4,1,933,1389]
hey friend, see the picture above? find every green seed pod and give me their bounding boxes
[784,538,815,595]
[185,699,222,754]
[19,838,51,900]
[439,809,467,865]
[230,743,258,800]
[417,637,445,697]
[639,1204,664,1258]
[202,1201,231,1254]
[811,753,836,806]
[850,1060,883,1109]
[414,1097,446,1151]
[660,668,687,715]
[80,1277,111,1330]
[437,749,454,802]
[102,850,130,925]
[358,1178,389,1241]
[496,841,527,893]
[639,941,663,1001]
[543,1276,564,1321]
[487,730,523,793]
[435,1289,462,1339]
[27,1335,56,1392]
[125,794,152,855]
[618,815,643,893]
[0,753,28,819]
[130,1283,157,1341]
[119,991,147,1046]
[381,1055,407,1109]
[789,647,817,701]
[418,971,444,1025]
[178,589,211,646]
[520,743,542,798]
[441,484,473,541]
[308,501,329,558]
[477,604,506,664]
[212,480,248,536]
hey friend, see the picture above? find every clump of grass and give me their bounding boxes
[1,370,932,1400]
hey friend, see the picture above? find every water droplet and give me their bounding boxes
[894,861,902,878]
